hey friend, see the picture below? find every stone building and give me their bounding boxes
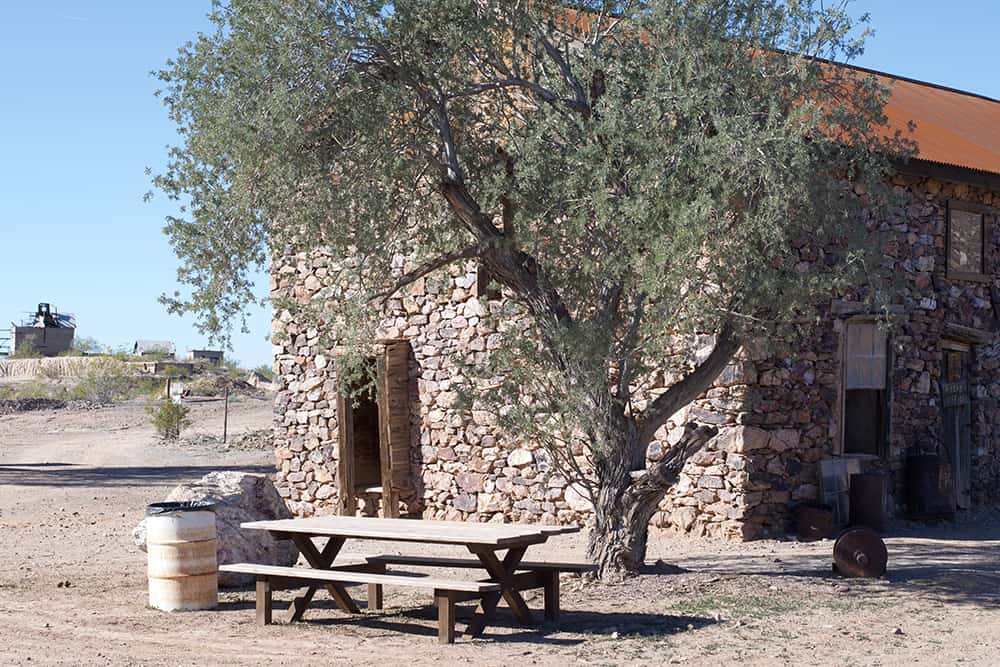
[270,66,1000,540]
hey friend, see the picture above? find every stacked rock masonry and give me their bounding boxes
[271,171,1000,540]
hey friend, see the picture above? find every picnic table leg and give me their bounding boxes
[368,560,386,612]
[542,571,559,622]
[256,576,273,626]
[435,590,457,644]
[285,535,361,622]
[465,545,534,637]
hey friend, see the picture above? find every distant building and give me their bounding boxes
[9,303,75,357]
[133,340,176,358]
[188,349,224,365]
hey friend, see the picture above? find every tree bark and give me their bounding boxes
[587,422,719,583]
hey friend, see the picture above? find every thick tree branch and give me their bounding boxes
[629,422,718,490]
[635,321,741,445]
[438,179,575,361]
[538,34,590,114]
[370,244,482,302]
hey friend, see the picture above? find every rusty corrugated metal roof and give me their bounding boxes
[874,70,1000,176]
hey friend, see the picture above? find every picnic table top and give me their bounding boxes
[241,516,579,547]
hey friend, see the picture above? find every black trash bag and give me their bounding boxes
[145,500,216,516]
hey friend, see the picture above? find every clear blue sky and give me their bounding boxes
[1,2,997,368]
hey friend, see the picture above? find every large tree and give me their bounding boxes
[156,0,911,580]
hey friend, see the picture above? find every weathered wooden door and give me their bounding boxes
[377,340,412,518]
[941,346,972,508]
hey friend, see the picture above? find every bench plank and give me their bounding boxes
[220,563,501,593]
[366,554,595,573]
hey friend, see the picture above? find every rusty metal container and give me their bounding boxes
[906,454,956,520]
[145,501,218,611]
[849,473,888,531]
[796,504,834,541]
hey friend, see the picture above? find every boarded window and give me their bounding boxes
[948,204,985,277]
[842,322,888,456]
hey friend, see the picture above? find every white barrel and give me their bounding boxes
[145,502,218,611]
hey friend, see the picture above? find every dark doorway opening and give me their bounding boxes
[844,389,887,456]
[351,387,383,492]
[941,345,973,508]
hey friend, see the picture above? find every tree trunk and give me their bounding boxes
[587,422,719,583]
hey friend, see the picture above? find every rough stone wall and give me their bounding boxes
[269,249,762,535]
[270,173,1000,539]
[701,173,1000,536]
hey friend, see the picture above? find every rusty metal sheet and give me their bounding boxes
[878,72,1000,176]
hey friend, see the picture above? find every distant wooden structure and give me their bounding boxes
[188,349,224,365]
[133,340,176,359]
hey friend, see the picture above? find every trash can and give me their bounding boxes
[849,473,888,532]
[906,453,956,520]
[145,501,218,611]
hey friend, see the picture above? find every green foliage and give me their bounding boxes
[147,400,192,441]
[251,364,274,381]
[161,364,192,378]
[8,345,42,360]
[156,1,909,367]
[70,358,141,404]
[67,336,104,356]
[1,380,65,400]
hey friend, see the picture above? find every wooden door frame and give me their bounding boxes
[940,340,973,508]
[334,340,410,519]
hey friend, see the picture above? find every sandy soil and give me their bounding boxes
[1,399,998,666]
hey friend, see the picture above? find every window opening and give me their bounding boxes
[947,202,987,279]
[842,321,888,456]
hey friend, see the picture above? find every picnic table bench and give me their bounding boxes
[220,516,591,643]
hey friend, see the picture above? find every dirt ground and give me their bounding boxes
[1,399,998,666]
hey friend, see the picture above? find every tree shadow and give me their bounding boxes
[675,533,1000,608]
[0,463,275,488]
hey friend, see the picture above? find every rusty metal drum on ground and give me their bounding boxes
[796,504,834,541]
[849,473,889,532]
[833,527,888,578]
[145,501,218,611]
[905,454,956,520]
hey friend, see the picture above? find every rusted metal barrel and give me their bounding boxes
[906,454,956,520]
[849,473,888,531]
[796,504,834,541]
[145,501,218,611]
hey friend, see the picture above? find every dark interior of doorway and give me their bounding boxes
[351,385,383,492]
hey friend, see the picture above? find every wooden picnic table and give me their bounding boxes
[231,516,584,642]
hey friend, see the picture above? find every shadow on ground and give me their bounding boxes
[675,529,1000,608]
[215,596,716,644]
[0,463,275,488]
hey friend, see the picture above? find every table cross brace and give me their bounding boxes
[465,545,535,637]
[285,535,360,622]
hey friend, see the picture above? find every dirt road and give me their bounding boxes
[1,400,997,665]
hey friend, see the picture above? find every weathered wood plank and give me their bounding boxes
[219,563,503,593]
[366,554,595,573]
[241,516,554,547]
